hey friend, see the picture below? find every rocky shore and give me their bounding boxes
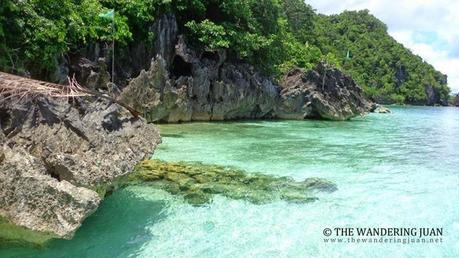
[0,27,373,244]
[0,97,160,245]
[64,14,374,123]
[0,13,374,247]
[117,15,374,122]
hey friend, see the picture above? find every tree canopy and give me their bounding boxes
[0,0,450,104]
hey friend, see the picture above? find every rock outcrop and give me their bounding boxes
[453,94,459,107]
[120,36,373,122]
[424,73,448,106]
[425,85,441,106]
[278,64,374,120]
[0,97,160,244]
[120,36,280,122]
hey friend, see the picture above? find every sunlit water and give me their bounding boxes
[1,106,459,257]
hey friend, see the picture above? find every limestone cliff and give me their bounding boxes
[117,14,373,122]
[120,38,373,122]
[65,14,373,122]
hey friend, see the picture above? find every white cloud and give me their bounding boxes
[306,0,459,93]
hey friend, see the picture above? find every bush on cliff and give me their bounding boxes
[0,0,450,104]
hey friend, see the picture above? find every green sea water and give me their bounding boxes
[1,106,458,257]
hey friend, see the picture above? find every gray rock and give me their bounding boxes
[425,83,448,106]
[120,14,372,122]
[67,13,372,122]
[278,63,374,120]
[372,104,392,113]
[120,42,280,122]
[76,58,111,91]
[425,85,439,106]
[0,97,160,244]
[0,146,100,241]
[453,94,459,107]
[152,13,178,66]
[121,50,372,122]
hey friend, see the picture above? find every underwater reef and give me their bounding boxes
[122,160,337,206]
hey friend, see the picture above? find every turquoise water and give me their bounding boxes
[1,106,459,257]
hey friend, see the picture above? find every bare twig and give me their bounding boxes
[0,72,140,118]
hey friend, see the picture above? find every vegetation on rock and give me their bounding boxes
[0,0,450,104]
[121,160,337,206]
[0,217,56,246]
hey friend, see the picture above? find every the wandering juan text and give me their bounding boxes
[332,227,443,238]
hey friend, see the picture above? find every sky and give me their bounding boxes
[307,0,459,93]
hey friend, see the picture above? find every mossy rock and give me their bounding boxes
[121,160,337,206]
[0,216,57,247]
[183,190,212,206]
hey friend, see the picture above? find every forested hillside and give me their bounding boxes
[312,10,449,104]
[0,0,450,105]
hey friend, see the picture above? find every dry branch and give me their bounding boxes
[0,71,140,117]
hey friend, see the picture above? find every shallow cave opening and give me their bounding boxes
[47,168,62,181]
[171,56,192,78]
[201,51,219,63]
[0,109,9,128]
[0,108,12,135]
[44,162,73,182]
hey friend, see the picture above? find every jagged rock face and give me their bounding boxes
[395,64,408,90]
[66,44,113,90]
[74,58,111,91]
[121,34,372,122]
[278,64,374,120]
[153,13,178,66]
[0,97,160,243]
[121,37,279,122]
[120,13,372,122]
[54,13,178,92]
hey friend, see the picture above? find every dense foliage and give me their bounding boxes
[0,0,450,104]
[0,0,132,78]
[312,10,449,104]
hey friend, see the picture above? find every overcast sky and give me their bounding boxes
[307,0,459,93]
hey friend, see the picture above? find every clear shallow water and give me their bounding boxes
[1,106,459,258]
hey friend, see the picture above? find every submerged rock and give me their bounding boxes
[0,97,160,245]
[122,160,337,206]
